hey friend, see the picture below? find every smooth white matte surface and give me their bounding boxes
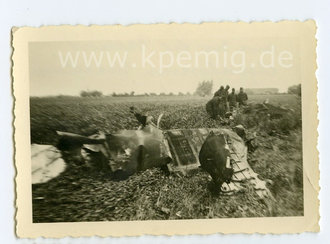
[1,0,329,242]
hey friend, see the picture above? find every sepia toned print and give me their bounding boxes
[13,21,318,237]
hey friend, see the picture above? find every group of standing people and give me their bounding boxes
[206,85,248,119]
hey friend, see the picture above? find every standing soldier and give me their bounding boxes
[237,87,248,107]
[228,88,237,111]
[214,86,224,97]
[218,85,229,117]
[218,92,227,118]
[225,85,230,95]
[224,85,230,111]
[206,96,221,119]
[214,85,226,118]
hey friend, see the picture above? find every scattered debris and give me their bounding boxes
[31,99,303,222]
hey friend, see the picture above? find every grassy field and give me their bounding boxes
[30,94,303,222]
[30,94,298,144]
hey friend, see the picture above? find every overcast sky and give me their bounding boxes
[29,30,301,96]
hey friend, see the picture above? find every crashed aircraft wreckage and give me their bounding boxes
[31,109,272,198]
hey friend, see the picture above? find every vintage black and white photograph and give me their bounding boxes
[13,22,318,236]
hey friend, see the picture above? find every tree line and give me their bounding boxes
[79,82,300,98]
[80,90,193,97]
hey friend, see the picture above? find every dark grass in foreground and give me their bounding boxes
[31,94,303,222]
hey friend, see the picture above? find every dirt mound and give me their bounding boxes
[234,102,301,135]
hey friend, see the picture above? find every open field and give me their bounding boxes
[30,94,298,144]
[30,94,303,222]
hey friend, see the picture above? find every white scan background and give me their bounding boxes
[0,0,329,243]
